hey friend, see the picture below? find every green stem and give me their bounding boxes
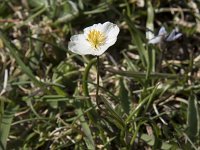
[96,56,100,107]
[82,58,96,98]
[82,58,98,123]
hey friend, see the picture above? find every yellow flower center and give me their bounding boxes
[87,30,106,49]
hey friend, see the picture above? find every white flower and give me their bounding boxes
[68,22,120,56]
[148,26,182,44]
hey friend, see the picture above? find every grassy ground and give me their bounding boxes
[0,0,200,149]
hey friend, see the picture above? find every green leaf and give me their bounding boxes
[124,13,148,68]
[122,51,138,72]
[118,77,130,114]
[141,134,172,150]
[187,94,199,141]
[105,68,180,79]
[27,0,48,8]
[76,108,95,150]
[146,0,155,75]
[0,104,18,150]
[100,96,125,130]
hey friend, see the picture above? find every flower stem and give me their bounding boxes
[96,56,100,108]
[82,58,96,98]
[82,58,98,123]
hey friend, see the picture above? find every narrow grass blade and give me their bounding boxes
[146,0,154,41]
[0,30,43,87]
[122,51,138,72]
[82,58,96,98]
[100,96,125,130]
[105,68,180,79]
[76,108,95,150]
[187,94,199,142]
[146,0,155,74]
[118,77,130,114]
[124,14,148,68]
[0,104,18,150]
[143,84,160,115]
[28,36,66,52]
[17,5,46,28]
[126,95,151,124]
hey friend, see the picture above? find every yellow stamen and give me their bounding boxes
[87,30,105,49]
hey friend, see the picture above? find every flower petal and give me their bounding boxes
[92,39,118,56]
[94,44,112,56]
[158,26,167,36]
[83,23,103,36]
[68,34,93,55]
[69,22,120,56]
[148,36,162,44]
[165,29,182,41]
[101,22,120,47]
[83,22,120,42]
[101,22,120,36]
